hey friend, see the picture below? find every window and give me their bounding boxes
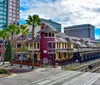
[9,2,12,5]
[30,43,32,48]
[37,43,39,49]
[13,14,16,17]
[59,53,61,59]
[9,9,12,12]
[62,43,64,48]
[65,43,67,48]
[53,43,55,48]
[48,43,52,48]
[13,4,16,6]
[34,43,36,49]
[52,33,54,37]
[9,6,12,9]
[13,11,16,13]
[49,33,51,37]
[9,17,12,20]
[68,53,70,57]
[9,13,12,16]
[68,44,71,49]
[17,44,21,48]
[59,43,60,48]
[64,53,66,58]
[13,18,16,21]
[13,7,16,10]
[45,33,48,37]
[57,43,59,48]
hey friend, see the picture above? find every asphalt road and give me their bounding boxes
[0,67,100,85]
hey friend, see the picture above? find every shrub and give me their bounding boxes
[0,69,9,74]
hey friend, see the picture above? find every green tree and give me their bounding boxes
[26,15,41,69]
[0,29,10,65]
[4,41,12,61]
[19,25,29,67]
[7,24,20,66]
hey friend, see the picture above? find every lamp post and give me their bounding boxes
[52,41,55,68]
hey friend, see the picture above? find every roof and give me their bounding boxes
[28,34,40,43]
[38,25,56,33]
[55,37,67,43]
[56,32,66,38]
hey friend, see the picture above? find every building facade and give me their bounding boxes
[0,24,100,66]
[0,0,20,28]
[8,24,100,66]
[64,24,95,40]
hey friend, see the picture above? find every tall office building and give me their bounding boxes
[41,19,61,32]
[64,24,95,40]
[0,0,20,28]
[28,18,62,33]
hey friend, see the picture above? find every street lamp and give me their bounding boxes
[52,41,55,68]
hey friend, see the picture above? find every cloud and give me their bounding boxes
[20,0,100,28]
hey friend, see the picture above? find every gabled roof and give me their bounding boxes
[28,34,40,43]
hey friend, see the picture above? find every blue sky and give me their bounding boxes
[20,0,100,39]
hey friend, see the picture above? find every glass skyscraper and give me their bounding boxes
[0,0,8,28]
[0,0,20,28]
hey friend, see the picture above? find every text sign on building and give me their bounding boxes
[43,57,48,64]
[43,50,47,54]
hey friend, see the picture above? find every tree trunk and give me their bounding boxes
[11,33,14,66]
[2,39,5,65]
[31,25,35,69]
[20,34,24,67]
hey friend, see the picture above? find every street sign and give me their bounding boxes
[43,57,48,64]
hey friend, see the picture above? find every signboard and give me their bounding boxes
[43,57,48,64]
[43,50,47,53]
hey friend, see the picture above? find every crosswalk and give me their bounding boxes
[25,70,100,85]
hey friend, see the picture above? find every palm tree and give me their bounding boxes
[7,24,20,66]
[26,15,41,69]
[19,25,29,67]
[0,29,10,65]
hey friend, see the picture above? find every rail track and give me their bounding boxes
[74,59,100,72]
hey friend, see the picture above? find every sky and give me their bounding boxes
[20,0,100,39]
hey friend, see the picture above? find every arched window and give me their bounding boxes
[45,33,48,37]
[49,33,51,37]
[37,43,39,49]
[52,33,54,37]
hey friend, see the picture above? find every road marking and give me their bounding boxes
[24,71,71,85]
[83,74,100,85]
[36,71,75,85]
[37,80,51,85]
[62,72,91,85]
[48,71,82,85]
